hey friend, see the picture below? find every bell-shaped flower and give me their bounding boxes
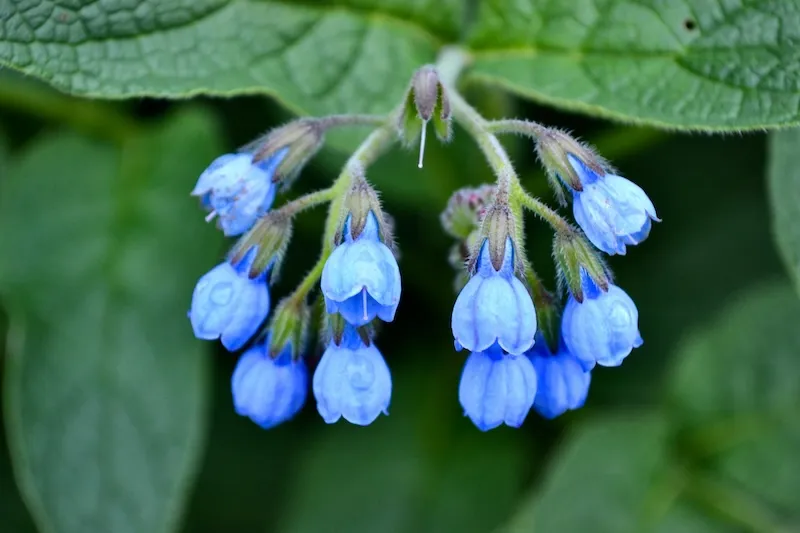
[191,149,287,237]
[561,284,643,370]
[451,238,537,355]
[231,339,307,429]
[527,338,591,419]
[312,325,392,426]
[458,345,537,431]
[569,154,659,255]
[321,212,401,326]
[189,252,270,351]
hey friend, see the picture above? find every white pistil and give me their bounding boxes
[418,121,428,169]
[205,210,218,222]
[362,287,368,322]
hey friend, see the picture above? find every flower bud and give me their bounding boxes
[398,65,452,168]
[553,227,611,303]
[440,184,496,240]
[228,211,293,280]
[249,119,324,187]
[267,297,311,361]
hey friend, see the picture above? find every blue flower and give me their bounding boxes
[191,149,288,237]
[561,284,643,370]
[312,325,392,425]
[321,212,401,327]
[458,345,537,431]
[451,238,537,355]
[231,340,307,429]
[527,339,591,419]
[569,154,658,255]
[189,256,269,351]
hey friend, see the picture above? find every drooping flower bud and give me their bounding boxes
[189,248,270,351]
[398,65,452,168]
[458,345,537,431]
[228,211,293,280]
[248,118,325,188]
[440,184,496,240]
[553,227,611,302]
[313,322,392,426]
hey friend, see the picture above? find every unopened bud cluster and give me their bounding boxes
[184,62,659,433]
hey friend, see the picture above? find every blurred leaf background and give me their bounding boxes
[1,1,799,532]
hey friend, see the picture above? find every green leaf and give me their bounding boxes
[468,0,800,131]
[0,109,223,533]
[278,362,527,533]
[0,1,463,116]
[768,128,800,293]
[670,281,800,523]
[499,414,730,533]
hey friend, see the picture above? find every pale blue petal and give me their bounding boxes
[231,344,307,429]
[458,349,536,431]
[561,285,640,370]
[313,334,391,426]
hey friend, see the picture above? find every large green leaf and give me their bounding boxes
[670,281,800,525]
[499,414,734,533]
[0,0,461,116]
[468,0,800,131]
[0,109,223,533]
[768,128,800,294]
[501,282,800,533]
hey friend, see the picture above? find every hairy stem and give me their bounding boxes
[436,46,571,254]
[277,187,336,217]
[315,114,387,130]
[290,122,397,304]
[487,119,548,139]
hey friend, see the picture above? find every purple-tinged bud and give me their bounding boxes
[553,227,611,302]
[228,211,293,280]
[440,184,497,240]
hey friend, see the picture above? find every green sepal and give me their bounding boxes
[553,227,611,303]
[267,297,311,361]
[228,211,293,280]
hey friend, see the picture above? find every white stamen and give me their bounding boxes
[418,121,428,169]
[362,287,368,322]
[205,210,218,223]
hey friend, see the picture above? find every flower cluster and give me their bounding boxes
[445,126,657,431]
[187,116,402,429]
[184,62,657,432]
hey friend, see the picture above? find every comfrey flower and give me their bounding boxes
[313,324,392,426]
[569,155,659,255]
[568,154,659,255]
[191,149,288,237]
[452,237,537,355]
[189,251,270,351]
[459,345,537,431]
[321,211,401,327]
[561,284,642,370]
[527,338,591,419]
[231,339,307,429]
